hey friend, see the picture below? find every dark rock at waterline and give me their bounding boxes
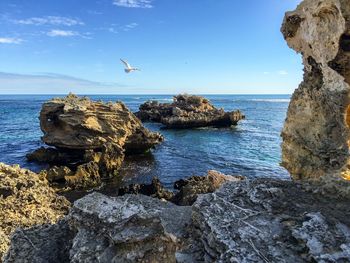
[6,179,350,262]
[135,94,245,129]
[119,170,244,206]
[118,177,174,200]
[28,93,163,190]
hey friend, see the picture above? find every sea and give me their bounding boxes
[0,94,291,193]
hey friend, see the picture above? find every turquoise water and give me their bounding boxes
[0,94,290,187]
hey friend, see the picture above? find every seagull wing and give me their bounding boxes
[120,59,132,69]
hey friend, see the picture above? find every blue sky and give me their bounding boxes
[0,0,302,94]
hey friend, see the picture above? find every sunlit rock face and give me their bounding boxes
[281,0,350,180]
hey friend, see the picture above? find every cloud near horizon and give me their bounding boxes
[0,72,128,94]
[12,16,84,26]
[113,0,153,8]
[0,37,23,44]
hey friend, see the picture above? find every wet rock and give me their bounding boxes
[28,93,163,189]
[172,170,245,206]
[281,0,350,180]
[0,163,70,260]
[136,94,245,128]
[5,192,192,263]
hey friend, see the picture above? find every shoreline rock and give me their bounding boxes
[5,178,350,262]
[135,94,245,129]
[27,93,163,190]
[281,0,350,180]
[0,163,70,260]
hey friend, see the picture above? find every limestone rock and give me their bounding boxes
[136,94,245,128]
[28,93,163,189]
[5,192,192,263]
[0,163,70,260]
[118,177,174,200]
[191,179,350,262]
[281,0,350,180]
[172,170,245,206]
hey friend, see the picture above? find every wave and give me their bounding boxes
[232,99,290,103]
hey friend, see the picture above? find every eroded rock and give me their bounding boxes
[28,93,163,189]
[281,0,350,180]
[136,94,245,128]
[5,192,192,263]
[172,170,245,206]
[0,163,70,260]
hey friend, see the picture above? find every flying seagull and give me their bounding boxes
[120,59,140,73]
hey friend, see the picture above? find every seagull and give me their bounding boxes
[120,59,140,73]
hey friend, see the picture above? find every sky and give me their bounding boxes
[0,0,303,94]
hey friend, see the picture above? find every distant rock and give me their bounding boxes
[28,93,163,189]
[281,0,350,180]
[0,163,70,260]
[135,94,245,128]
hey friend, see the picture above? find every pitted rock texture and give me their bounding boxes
[136,94,245,129]
[28,93,163,189]
[5,192,192,263]
[191,179,350,263]
[281,0,350,180]
[5,179,350,263]
[0,163,70,260]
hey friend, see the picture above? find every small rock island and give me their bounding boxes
[27,93,163,189]
[136,94,245,128]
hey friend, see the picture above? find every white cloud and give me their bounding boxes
[47,30,78,37]
[13,16,84,26]
[0,37,23,44]
[0,72,128,94]
[278,70,288,75]
[113,0,153,8]
[263,72,270,75]
[122,22,138,31]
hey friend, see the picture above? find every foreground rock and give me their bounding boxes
[28,93,163,189]
[281,0,350,180]
[0,163,70,260]
[136,94,245,128]
[119,170,244,205]
[4,192,192,263]
[5,179,350,262]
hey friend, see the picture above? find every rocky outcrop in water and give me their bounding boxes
[28,93,163,189]
[119,170,244,206]
[0,163,70,260]
[5,179,350,262]
[281,0,350,180]
[136,94,245,128]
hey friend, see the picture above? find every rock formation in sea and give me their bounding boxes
[4,0,350,262]
[0,163,70,260]
[27,93,163,189]
[119,170,244,206]
[281,0,350,180]
[135,94,245,128]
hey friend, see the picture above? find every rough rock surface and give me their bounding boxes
[28,93,163,189]
[136,94,245,128]
[281,0,350,180]
[172,170,245,205]
[191,179,350,262]
[0,163,70,260]
[4,192,192,263]
[119,170,244,206]
[5,179,350,263]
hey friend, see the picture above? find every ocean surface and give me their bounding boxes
[0,94,291,191]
